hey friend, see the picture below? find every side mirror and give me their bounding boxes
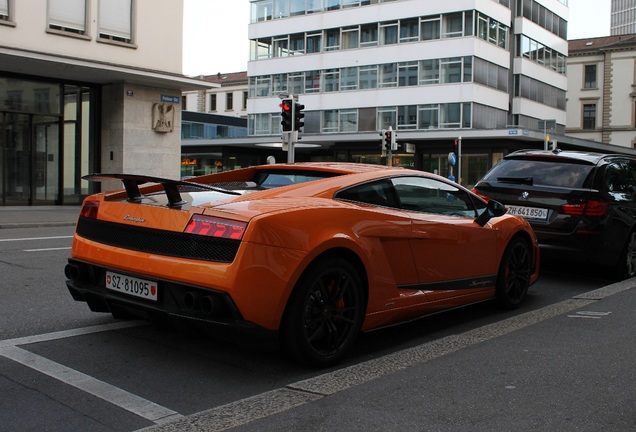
[475,200,507,227]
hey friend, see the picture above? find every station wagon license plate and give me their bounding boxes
[506,205,548,221]
[105,271,158,301]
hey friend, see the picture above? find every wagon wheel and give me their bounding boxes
[281,256,365,367]
[496,237,532,309]
[615,230,636,280]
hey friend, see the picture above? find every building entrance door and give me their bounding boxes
[1,113,59,205]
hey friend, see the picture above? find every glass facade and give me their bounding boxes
[0,75,97,205]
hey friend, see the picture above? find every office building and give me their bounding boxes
[0,0,208,205]
[566,35,636,147]
[245,0,574,186]
[611,0,636,35]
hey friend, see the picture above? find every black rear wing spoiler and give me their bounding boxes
[83,173,240,208]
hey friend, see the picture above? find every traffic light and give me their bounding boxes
[384,130,392,150]
[293,102,305,131]
[280,98,293,132]
[390,130,397,151]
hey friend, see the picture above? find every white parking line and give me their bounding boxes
[0,321,183,425]
[24,247,72,252]
[0,236,73,242]
[0,345,182,424]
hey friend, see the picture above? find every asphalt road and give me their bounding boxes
[0,225,626,431]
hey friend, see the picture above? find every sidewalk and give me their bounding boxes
[0,206,80,229]
[147,278,636,432]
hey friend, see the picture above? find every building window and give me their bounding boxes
[243,91,248,110]
[418,105,439,129]
[48,0,87,35]
[398,105,417,129]
[379,64,397,87]
[325,28,340,51]
[341,67,358,91]
[378,107,397,130]
[226,92,233,110]
[339,109,358,132]
[306,32,322,53]
[209,94,216,111]
[342,26,359,50]
[442,12,463,38]
[420,59,440,84]
[322,110,339,133]
[583,104,596,129]
[0,0,10,22]
[584,64,597,89]
[273,36,289,57]
[323,69,340,92]
[305,70,321,93]
[360,23,378,47]
[255,76,271,97]
[398,62,418,86]
[359,65,378,89]
[273,73,288,94]
[441,57,462,83]
[288,72,304,94]
[399,18,419,43]
[421,16,441,40]
[380,21,398,45]
[98,0,133,44]
[290,33,304,54]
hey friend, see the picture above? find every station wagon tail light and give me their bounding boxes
[79,200,100,219]
[471,189,491,202]
[562,200,608,217]
[184,214,247,240]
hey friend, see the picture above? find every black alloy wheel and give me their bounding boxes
[496,237,532,309]
[282,256,365,367]
[616,231,636,280]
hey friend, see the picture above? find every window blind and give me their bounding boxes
[49,0,86,31]
[99,0,132,39]
[0,0,9,17]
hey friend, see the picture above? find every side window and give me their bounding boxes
[335,180,395,207]
[605,160,636,193]
[391,176,478,217]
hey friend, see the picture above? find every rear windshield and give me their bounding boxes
[253,170,340,189]
[482,158,595,188]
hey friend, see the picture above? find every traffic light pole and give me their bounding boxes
[457,136,462,185]
[284,130,298,163]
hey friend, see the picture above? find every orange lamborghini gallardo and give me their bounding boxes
[65,163,539,366]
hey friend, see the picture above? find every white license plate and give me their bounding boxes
[506,205,549,220]
[105,271,158,301]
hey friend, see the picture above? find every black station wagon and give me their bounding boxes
[473,149,636,279]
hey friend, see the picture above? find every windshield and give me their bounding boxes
[253,170,339,189]
[482,159,596,188]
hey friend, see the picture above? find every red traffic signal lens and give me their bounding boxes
[280,102,292,111]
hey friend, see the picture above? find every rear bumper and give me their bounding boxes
[534,230,619,266]
[64,258,277,341]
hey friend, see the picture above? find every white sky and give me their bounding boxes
[182,0,612,77]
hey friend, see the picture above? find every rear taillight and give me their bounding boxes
[562,200,608,217]
[471,189,491,202]
[184,214,247,240]
[79,200,100,219]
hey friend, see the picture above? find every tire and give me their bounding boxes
[496,237,532,310]
[615,231,636,280]
[281,256,365,367]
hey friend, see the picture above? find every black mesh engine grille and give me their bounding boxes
[76,217,240,263]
